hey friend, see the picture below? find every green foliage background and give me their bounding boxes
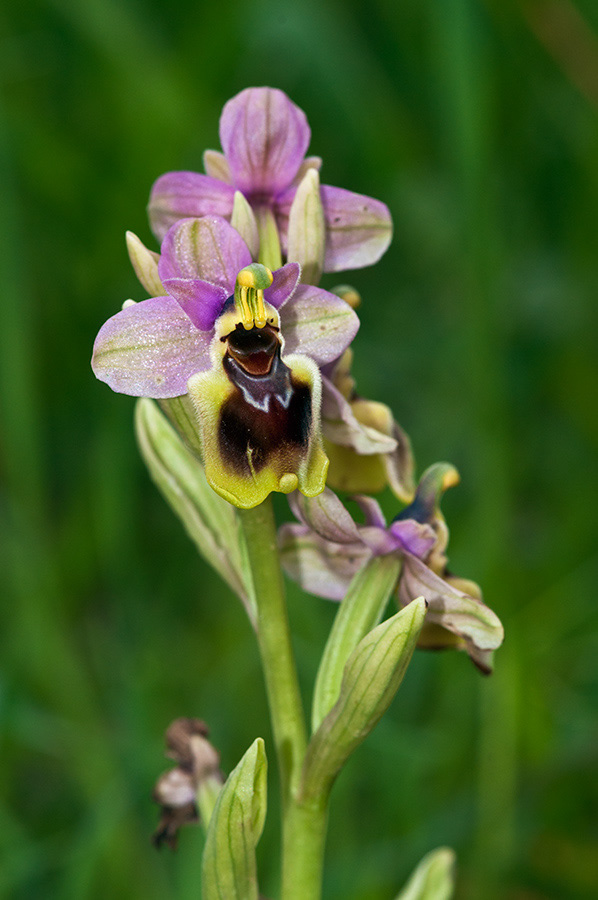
[1,0,597,897]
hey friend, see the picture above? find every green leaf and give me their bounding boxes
[395,847,456,900]
[158,392,203,460]
[302,598,426,800]
[201,738,267,900]
[312,554,402,731]
[135,399,256,623]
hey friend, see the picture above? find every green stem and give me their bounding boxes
[238,500,307,807]
[281,794,329,900]
[239,222,328,900]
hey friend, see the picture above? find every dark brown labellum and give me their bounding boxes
[220,340,312,476]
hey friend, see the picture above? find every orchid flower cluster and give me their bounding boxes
[92,87,503,900]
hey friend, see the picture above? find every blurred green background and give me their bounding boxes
[1,0,597,897]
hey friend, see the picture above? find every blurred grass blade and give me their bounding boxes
[201,738,267,900]
[312,555,402,732]
[135,398,256,621]
[395,847,456,900]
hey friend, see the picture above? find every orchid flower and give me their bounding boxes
[148,87,393,276]
[91,215,359,508]
[279,463,504,672]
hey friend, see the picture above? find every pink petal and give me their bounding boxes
[148,172,235,241]
[219,87,310,197]
[91,297,211,398]
[276,184,393,272]
[353,495,387,529]
[320,378,398,454]
[264,262,300,309]
[158,217,251,292]
[387,519,437,558]
[161,278,228,331]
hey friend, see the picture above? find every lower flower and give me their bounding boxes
[279,463,504,672]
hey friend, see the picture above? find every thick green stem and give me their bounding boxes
[281,794,329,900]
[239,227,328,900]
[238,500,307,807]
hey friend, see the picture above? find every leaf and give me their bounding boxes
[312,555,402,731]
[395,847,456,900]
[135,399,256,622]
[302,598,426,800]
[202,738,267,900]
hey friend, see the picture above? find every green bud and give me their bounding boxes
[203,148,232,182]
[395,847,456,900]
[135,399,256,623]
[312,555,402,732]
[331,284,361,309]
[201,738,267,900]
[125,231,163,296]
[286,167,325,285]
[231,190,259,259]
[302,598,426,801]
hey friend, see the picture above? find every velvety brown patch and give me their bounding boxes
[219,351,312,476]
[226,324,278,376]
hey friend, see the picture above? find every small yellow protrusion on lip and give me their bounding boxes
[278,473,299,493]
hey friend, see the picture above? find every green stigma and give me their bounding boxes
[234,264,274,330]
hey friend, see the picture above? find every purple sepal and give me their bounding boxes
[278,523,369,601]
[91,297,211,398]
[219,87,310,197]
[148,172,236,241]
[320,185,393,271]
[280,286,359,365]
